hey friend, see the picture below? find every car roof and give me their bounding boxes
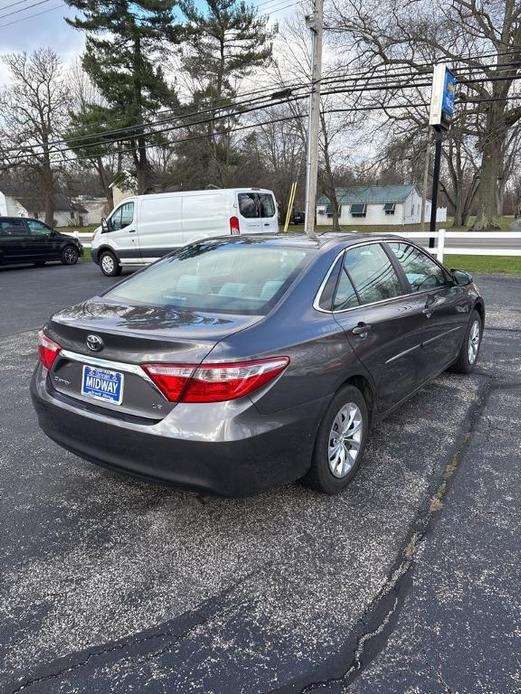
[226,232,402,252]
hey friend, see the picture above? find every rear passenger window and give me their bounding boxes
[344,244,402,305]
[333,269,359,310]
[0,219,26,236]
[388,243,448,291]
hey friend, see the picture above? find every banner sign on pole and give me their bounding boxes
[429,64,456,131]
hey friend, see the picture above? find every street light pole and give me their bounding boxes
[303,0,323,240]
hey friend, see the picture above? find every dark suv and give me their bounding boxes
[0,217,83,267]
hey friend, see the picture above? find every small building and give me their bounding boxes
[317,185,447,226]
[17,193,88,227]
[0,189,28,217]
[72,196,109,226]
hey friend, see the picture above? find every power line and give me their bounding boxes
[0,0,54,20]
[0,0,63,27]
[3,55,518,156]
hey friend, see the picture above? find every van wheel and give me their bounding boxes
[303,385,368,494]
[99,251,121,277]
[61,245,79,265]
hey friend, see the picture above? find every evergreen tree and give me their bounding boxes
[64,0,179,193]
[177,0,274,186]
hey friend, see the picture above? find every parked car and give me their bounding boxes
[0,217,83,267]
[291,210,305,225]
[91,188,279,277]
[31,234,484,497]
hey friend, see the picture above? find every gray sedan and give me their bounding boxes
[31,234,484,496]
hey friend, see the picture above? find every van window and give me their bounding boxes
[109,202,134,231]
[259,193,276,217]
[238,193,259,218]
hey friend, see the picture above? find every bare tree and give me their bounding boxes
[331,0,521,229]
[0,49,70,225]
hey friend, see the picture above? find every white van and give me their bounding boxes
[91,188,279,276]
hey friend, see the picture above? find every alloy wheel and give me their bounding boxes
[63,247,78,264]
[328,402,363,478]
[468,319,481,364]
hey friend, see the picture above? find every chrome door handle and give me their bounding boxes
[423,295,435,318]
[352,323,371,338]
[422,307,433,318]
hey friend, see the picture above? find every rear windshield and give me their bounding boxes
[105,240,310,315]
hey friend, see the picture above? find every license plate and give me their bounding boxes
[81,365,124,405]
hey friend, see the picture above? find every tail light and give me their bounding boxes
[38,330,62,370]
[229,216,240,235]
[142,357,289,403]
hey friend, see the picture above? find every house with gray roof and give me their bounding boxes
[317,184,447,226]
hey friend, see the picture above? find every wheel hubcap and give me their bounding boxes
[468,320,480,364]
[328,403,363,478]
[64,248,77,263]
[102,256,114,273]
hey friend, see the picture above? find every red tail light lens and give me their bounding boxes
[141,364,195,401]
[38,330,62,370]
[229,216,240,235]
[142,357,289,403]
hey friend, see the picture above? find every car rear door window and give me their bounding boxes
[0,219,27,236]
[333,268,359,310]
[344,244,403,305]
[387,242,448,292]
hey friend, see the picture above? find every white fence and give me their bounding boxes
[64,228,521,264]
[382,229,521,263]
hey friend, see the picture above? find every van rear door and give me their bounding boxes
[258,192,278,233]
[237,192,278,234]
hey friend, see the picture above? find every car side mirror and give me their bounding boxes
[101,217,109,233]
[451,269,473,286]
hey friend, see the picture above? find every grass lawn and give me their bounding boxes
[442,254,521,274]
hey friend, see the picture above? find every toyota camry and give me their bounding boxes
[31,234,484,496]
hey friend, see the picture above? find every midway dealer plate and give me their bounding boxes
[81,365,124,405]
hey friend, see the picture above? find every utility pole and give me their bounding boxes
[303,0,323,240]
[420,129,433,232]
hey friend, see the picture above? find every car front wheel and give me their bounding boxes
[304,384,368,494]
[449,309,482,374]
[61,245,79,265]
[99,250,121,277]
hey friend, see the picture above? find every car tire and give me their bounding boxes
[303,384,369,494]
[99,250,121,277]
[449,309,483,374]
[61,245,79,266]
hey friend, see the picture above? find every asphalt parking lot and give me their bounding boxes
[0,262,520,693]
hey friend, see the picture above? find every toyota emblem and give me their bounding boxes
[86,334,104,352]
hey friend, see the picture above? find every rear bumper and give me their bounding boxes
[31,366,325,497]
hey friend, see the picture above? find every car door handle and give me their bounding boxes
[128,229,136,233]
[423,295,436,318]
[352,322,371,338]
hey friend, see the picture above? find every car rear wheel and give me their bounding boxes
[449,310,482,374]
[61,245,79,265]
[99,250,121,277]
[304,384,368,494]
